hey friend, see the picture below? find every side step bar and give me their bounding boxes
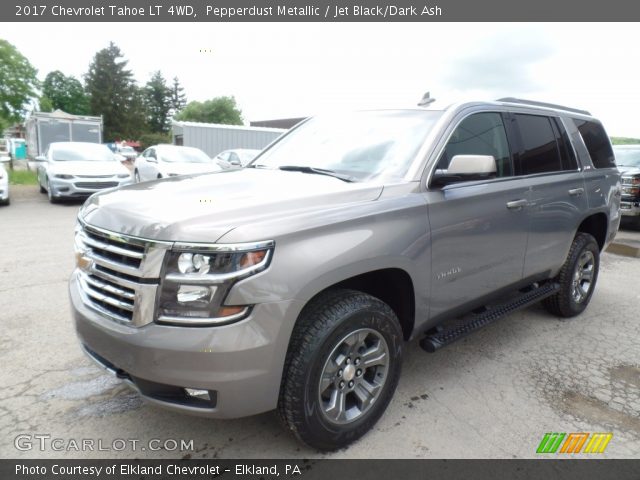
[420,282,560,353]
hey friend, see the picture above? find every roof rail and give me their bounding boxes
[496,97,591,116]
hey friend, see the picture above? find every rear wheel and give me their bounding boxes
[542,232,600,317]
[278,289,403,450]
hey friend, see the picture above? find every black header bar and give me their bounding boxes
[4,0,640,22]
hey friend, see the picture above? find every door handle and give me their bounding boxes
[568,188,584,197]
[506,199,528,210]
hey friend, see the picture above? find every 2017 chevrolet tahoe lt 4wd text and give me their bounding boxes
[71,99,621,450]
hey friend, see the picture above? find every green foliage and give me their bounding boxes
[174,96,243,125]
[138,132,171,150]
[0,40,39,127]
[39,96,53,112]
[8,169,37,185]
[85,42,145,141]
[170,76,187,116]
[42,70,90,115]
[611,137,640,145]
[144,71,171,134]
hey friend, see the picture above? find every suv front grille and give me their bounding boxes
[75,223,171,326]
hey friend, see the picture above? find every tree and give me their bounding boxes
[85,42,142,140]
[174,96,243,125]
[144,71,171,134]
[169,76,187,116]
[138,132,172,150]
[42,70,90,115]
[0,40,38,131]
[38,96,53,112]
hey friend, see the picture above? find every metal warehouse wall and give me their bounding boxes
[176,122,285,157]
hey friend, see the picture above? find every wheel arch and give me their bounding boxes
[300,268,416,341]
[576,212,608,251]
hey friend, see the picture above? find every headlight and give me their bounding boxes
[54,174,73,179]
[157,243,273,326]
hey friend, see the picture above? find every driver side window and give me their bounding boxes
[437,112,513,177]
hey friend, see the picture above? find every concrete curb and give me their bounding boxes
[607,241,640,258]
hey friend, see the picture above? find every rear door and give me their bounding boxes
[511,113,589,278]
[425,111,531,318]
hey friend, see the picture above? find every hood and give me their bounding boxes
[618,165,640,176]
[81,168,383,242]
[160,162,221,176]
[52,161,130,176]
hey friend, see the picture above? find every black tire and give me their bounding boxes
[0,198,9,206]
[47,179,59,204]
[278,289,403,451]
[39,183,46,193]
[542,232,600,318]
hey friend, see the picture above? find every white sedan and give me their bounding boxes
[133,145,222,182]
[0,161,9,206]
[36,142,132,204]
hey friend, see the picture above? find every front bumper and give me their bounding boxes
[50,176,132,198]
[620,198,640,217]
[70,271,301,418]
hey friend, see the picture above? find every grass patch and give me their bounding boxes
[611,137,640,145]
[8,169,38,185]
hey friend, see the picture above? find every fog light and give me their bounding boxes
[185,388,210,400]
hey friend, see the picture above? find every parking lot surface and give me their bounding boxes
[1,186,639,458]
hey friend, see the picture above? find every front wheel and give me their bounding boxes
[278,289,403,451]
[47,179,59,204]
[542,232,600,317]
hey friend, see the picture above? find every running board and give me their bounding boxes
[420,282,560,353]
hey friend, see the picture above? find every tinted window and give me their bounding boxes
[552,118,578,171]
[437,112,512,177]
[573,119,615,168]
[515,114,562,174]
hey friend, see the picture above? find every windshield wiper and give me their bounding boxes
[278,165,356,183]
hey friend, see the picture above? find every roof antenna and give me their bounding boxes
[418,91,436,107]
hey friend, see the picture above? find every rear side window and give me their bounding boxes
[515,114,563,174]
[573,119,615,168]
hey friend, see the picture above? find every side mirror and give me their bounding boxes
[34,155,47,162]
[432,155,497,187]
[147,156,157,163]
[114,154,127,162]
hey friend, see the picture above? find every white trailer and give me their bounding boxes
[172,120,285,158]
[25,110,103,159]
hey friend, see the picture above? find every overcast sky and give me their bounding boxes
[1,22,639,136]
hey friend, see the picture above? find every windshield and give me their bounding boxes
[51,143,116,162]
[250,110,442,182]
[614,147,640,167]
[160,147,211,163]
[238,150,260,164]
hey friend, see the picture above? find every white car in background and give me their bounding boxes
[214,148,261,168]
[133,144,222,182]
[0,162,9,206]
[36,142,132,204]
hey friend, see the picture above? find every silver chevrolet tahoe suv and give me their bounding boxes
[71,99,621,450]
